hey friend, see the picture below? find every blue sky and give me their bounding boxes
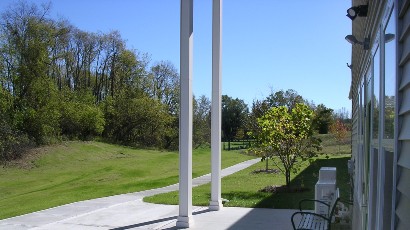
[0,0,352,113]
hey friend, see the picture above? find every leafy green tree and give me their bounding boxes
[2,2,53,99]
[266,89,305,111]
[222,95,248,150]
[313,104,334,134]
[193,95,211,148]
[114,49,146,95]
[247,99,271,169]
[251,103,322,187]
[145,61,180,115]
[0,2,62,145]
[16,77,62,144]
[247,99,270,138]
[248,89,305,167]
[0,87,25,162]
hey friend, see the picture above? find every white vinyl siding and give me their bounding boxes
[396,187,410,229]
[396,0,410,229]
[398,141,410,168]
[398,89,410,114]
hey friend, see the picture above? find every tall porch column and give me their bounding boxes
[176,0,194,228]
[209,0,223,211]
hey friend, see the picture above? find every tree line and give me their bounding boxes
[0,2,184,161]
[0,2,350,162]
[222,89,351,150]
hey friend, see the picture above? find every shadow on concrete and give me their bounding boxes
[110,215,177,230]
[110,208,211,230]
[111,157,350,230]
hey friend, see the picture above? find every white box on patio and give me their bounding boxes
[318,167,337,183]
[315,167,337,214]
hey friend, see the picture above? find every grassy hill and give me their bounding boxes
[0,141,255,219]
[0,133,351,219]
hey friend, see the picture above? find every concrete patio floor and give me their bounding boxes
[0,158,300,229]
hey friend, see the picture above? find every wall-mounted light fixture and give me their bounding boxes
[346,4,368,20]
[385,33,395,43]
[345,35,370,50]
[347,63,352,69]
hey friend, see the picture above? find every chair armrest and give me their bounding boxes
[291,211,331,230]
[298,199,330,211]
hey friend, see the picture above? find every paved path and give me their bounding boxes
[0,158,296,230]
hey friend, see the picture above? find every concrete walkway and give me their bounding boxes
[0,158,298,230]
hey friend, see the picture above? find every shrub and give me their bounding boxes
[103,94,175,148]
[60,90,105,140]
[0,88,32,162]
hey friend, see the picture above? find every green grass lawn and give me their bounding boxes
[320,133,351,155]
[222,140,254,150]
[144,134,352,210]
[0,141,255,220]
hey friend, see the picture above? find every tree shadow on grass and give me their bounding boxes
[252,157,351,210]
[223,157,352,230]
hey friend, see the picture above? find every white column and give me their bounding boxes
[209,0,223,211]
[176,0,194,228]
